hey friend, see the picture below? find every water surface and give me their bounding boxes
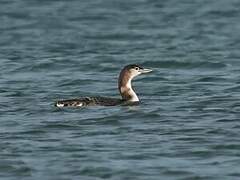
[1,0,240,179]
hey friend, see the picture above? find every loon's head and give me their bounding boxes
[118,64,152,102]
[121,64,152,79]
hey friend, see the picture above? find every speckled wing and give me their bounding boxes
[55,97,123,107]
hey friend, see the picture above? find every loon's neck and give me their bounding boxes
[118,72,139,102]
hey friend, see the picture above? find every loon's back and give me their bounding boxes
[55,97,124,107]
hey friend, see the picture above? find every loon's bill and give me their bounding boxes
[55,64,152,107]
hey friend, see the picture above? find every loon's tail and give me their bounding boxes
[55,97,123,107]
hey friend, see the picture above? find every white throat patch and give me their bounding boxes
[126,80,139,102]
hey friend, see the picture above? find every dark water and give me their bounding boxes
[1,0,240,179]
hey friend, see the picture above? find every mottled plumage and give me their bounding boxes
[55,97,123,107]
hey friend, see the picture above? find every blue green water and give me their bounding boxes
[1,0,240,179]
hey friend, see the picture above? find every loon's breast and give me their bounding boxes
[55,97,124,107]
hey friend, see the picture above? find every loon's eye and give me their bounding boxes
[135,67,139,71]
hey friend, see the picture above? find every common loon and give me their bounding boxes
[55,64,152,107]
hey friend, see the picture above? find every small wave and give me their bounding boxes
[143,60,227,69]
[196,77,227,82]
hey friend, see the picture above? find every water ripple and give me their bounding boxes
[1,0,240,179]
